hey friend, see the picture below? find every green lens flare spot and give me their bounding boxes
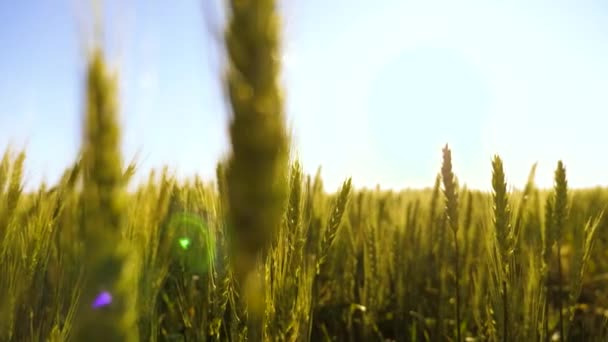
[179,238,191,250]
[168,212,216,275]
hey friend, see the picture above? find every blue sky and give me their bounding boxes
[1,0,608,192]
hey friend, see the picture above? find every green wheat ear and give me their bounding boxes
[319,178,352,264]
[223,0,290,339]
[71,49,138,342]
[548,160,569,341]
[553,161,568,240]
[224,0,290,289]
[492,155,511,257]
[441,145,459,234]
[491,154,513,342]
[440,144,462,342]
[543,194,555,267]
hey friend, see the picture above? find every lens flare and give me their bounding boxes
[168,212,216,275]
[179,237,191,249]
[92,291,112,309]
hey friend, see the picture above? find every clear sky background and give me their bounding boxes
[1,0,607,192]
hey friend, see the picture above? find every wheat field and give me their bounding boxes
[1,1,608,341]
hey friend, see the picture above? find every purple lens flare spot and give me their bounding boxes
[92,291,112,309]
